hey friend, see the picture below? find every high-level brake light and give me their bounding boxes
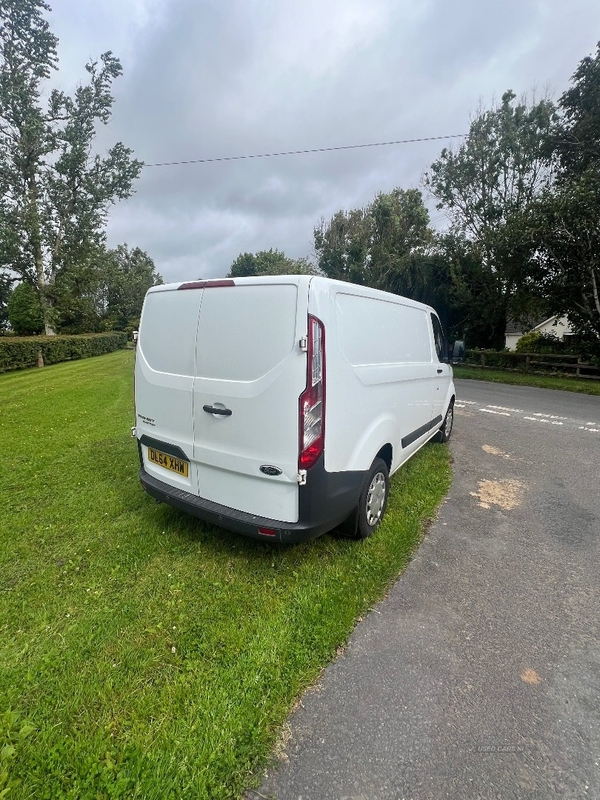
[299,315,325,470]
[178,279,235,290]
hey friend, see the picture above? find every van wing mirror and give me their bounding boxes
[452,340,465,363]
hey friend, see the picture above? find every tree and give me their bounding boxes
[314,188,432,291]
[425,91,556,248]
[431,233,515,349]
[50,249,106,333]
[227,249,316,277]
[556,41,600,176]
[0,0,142,334]
[38,243,161,334]
[7,280,43,335]
[513,44,600,358]
[314,208,370,284]
[424,91,558,340]
[550,42,600,353]
[101,245,163,331]
[527,172,600,354]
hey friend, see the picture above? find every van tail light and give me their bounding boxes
[299,315,325,470]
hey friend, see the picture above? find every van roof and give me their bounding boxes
[148,275,312,294]
[147,275,436,314]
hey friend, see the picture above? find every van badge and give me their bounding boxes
[260,465,282,477]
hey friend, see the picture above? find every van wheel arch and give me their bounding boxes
[337,456,390,541]
[376,443,393,473]
[433,397,455,444]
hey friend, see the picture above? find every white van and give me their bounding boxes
[133,276,455,542]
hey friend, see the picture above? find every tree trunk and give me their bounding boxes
[29,171,56,336]
[41,294,55,336]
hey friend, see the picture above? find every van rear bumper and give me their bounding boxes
[138,456,366,543]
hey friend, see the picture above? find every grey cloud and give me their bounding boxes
[51,0,600,281]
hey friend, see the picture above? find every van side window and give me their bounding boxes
[431,314,445,362]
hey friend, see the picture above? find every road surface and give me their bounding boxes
[253,379,600,800]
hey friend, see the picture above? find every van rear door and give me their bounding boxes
[191,280,308,523]
[135,286,201,491]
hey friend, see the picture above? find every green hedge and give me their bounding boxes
[0,332,127,373]
[464,349,527,370]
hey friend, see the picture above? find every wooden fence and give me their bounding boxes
[463,350,600,380]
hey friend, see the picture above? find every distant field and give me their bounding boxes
[0,350,451,799]
[454,364,600,396]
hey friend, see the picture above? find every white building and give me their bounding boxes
[505,316,573,351]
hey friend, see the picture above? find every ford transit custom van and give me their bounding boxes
[133,276,455,542]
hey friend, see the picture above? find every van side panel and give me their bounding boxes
[311,285,438,474]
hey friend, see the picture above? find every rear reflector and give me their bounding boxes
[178,279,235,290]
[258,527,277,537]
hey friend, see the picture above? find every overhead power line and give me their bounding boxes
[144,134,466,168]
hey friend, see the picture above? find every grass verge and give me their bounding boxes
[0,350,451,799]
[454,364,600,396]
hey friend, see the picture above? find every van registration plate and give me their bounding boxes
[147,447,189,477]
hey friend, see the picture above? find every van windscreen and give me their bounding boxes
[196,284,298,381]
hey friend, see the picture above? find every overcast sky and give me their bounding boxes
[47,0,600,282]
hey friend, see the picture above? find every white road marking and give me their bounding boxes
[460,395,598,433]
[524,417,564,425]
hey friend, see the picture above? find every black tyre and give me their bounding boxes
[343,457,389,540]
[433,401,454,443]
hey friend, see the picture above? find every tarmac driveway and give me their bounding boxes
[254,379,600,800]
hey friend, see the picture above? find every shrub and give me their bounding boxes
[0,332,127,372]
[515,331,542,353]
[515,330,571,354]
[7,283,44,335]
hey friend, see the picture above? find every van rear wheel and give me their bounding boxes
[341,457,389,540]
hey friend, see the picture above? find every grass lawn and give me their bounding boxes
[0,350,451,799]
[453,364,600,396]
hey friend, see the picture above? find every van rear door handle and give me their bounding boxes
[203,405,232,416]
[437,368,443,374]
